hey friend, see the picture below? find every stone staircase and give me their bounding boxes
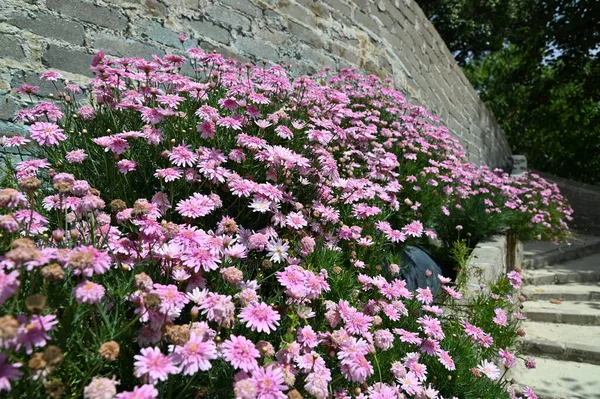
[513,235,600,399]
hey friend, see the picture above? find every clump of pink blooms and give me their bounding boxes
[0,42,567,398]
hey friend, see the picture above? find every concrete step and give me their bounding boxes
[524,268,600,285]
[523,253,600,285]
[521,300,600,325]
[522,282,600,301]
[520,321,600,364]
[523,235,600,270]
[512,356,600,399]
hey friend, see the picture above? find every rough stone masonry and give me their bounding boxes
[0,0,512,169]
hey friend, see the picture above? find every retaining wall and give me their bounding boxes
[0,0,512,168]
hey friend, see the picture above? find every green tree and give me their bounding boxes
[418,0,600,184]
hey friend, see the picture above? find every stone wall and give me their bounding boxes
[0,0,512,168]
[533,171,600,236]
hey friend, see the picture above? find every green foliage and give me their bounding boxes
[419,0,600,184]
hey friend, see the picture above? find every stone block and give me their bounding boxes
[189,19,231,45]
[355,11,380,35]
[140,20,184,48]
[234,35,279,62]
[0,33,26,61]
[42,45,94,77]
[204,5,252,32]
[0,121,29,138]
[297,0,329,18]
[324,0,352,19]
[220,0,262,18]
[288,21,323,48]
[0,95,19,121]
[274,1,314,26]
[8,13,86,46]
[93,34,164,60]
[46,0,128,31]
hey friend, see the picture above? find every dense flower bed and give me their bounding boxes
[0,42,572,399]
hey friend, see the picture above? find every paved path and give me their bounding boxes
[514,235,600,399]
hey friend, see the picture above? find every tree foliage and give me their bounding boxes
[419,0,600,184]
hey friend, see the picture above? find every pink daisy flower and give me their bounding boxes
[285,212,307,229]
[0,270,20,306]
[239,302,280,334]
[171,335,217,375]
[492,308,509,327]
[0,354,22,392]
[73,280,105,304]
[416,287,434,304]
[117,159,137,174]
[436,349,455,371]
[115,384,159,399]
[29,122,66,147]
[40,70,62,81]
[133,347,179,384]
[169,144,198,167]
[15,314,58,354]
[66,149,88,164]
[176,193,216,218]
[251,365,287,399]
[477,359,500,380]
[68,246,113,277]
[221,335,260,372]
[154,168,183,182]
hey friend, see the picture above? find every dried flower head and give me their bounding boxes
[99,341,120,361]
[28,353,47,370]
[46,380,66,398]
[25,294,47,313]
[41,263,65,281]
[110,199,127,213]
[0,315,19,342]
[163,324,190,346]
[43,345,64,366]
[18,177,42,192]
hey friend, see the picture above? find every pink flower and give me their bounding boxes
[285,211,307,229]
[477,359,500,380]
[507,270,522,289]
[266,239,289,263]
[133,347,179,384]
[499,348,516,368]
[66,149,88,164]
[169,144,198,167]
[15,314,58,354]
[525,357,536,369]
[171,335,217,375]
[403,220,424,238]
[0,354,22,392]
[15,83,39,95]
[74,281,105,304]
[436,349,455,371]
[251,365,287,399]
[221,335,260,372]
[68,246,113,277]
[176,193,217,218]
[0,270,20,306]
[115,385,159,399]
[83,377,119,399]
[492,308,509,327]
[154,168,182,182]
[29,122,66,146]
[40,70,63,81]
[374,329,394,350]
[416,287,434,304]
[117,159,137,174]
[239,302,280,334]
